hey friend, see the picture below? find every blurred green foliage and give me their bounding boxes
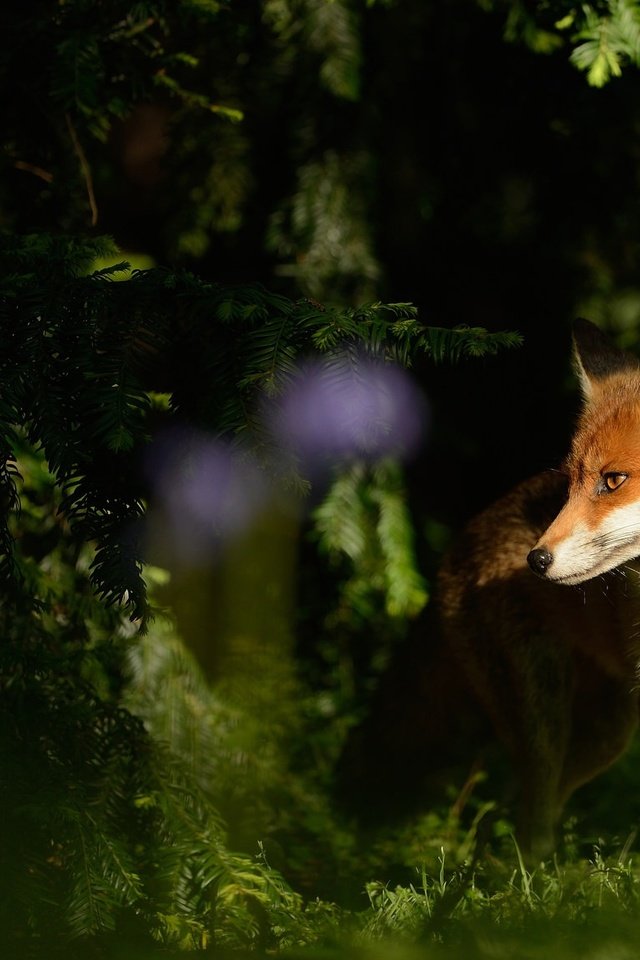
[484,0,640,87]
[5,1,640,958]
[0,233,519,953]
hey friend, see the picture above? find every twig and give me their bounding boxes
[65,113,98,226]
[13,160,54,183]
[450,757,484,819]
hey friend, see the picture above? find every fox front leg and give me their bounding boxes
[515,751,567,861]
[466,628,573,862]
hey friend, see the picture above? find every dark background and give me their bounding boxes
[7,1,640,547]
[90,1,640,552]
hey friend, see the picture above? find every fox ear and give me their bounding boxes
[572,317,639,401]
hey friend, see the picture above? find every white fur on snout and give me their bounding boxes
[544,501,640,585]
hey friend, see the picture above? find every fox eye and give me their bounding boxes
[602,472,628,492]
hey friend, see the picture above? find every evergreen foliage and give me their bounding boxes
[0,231,521,628]
[0,230,521,950]
[6,0,640,956]
[483,0,640,86]
[314,460,428,622]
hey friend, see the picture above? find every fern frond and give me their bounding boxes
[418,325,523,362]
[570,0,640,86]
[314,462,368,561]
[237,311,300,393]
[88,260,132,279]
[314,460,427,622]
[306,0,362,101]
[67,818,144,937]
[370,461,428,618]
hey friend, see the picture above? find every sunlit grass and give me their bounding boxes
[120,596,640,959]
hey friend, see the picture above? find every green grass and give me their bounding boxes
[59,842,640,959]
[108,609,640,960]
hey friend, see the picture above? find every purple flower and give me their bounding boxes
[269,358,427,470]
[147,429,268,565]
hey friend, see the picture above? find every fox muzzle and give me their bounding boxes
[527,547,553,577]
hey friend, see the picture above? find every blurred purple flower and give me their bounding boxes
[147,429,268,564]
[269,359,428,470]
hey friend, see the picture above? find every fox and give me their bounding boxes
[338,318,640,860]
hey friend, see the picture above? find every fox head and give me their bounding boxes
[528,318,640,584]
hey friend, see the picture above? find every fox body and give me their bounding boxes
[342,320,640,859]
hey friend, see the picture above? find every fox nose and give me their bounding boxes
[527,547,553,577]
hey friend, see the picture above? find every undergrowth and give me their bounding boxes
[114,608,640,960]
